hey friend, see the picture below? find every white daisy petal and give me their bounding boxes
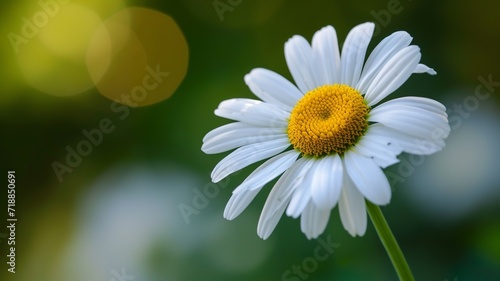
[285,178,314,219]
[215,98,289,127]
[340,22,374,86]
[244,68,303,110]
[236,150,301,192]
[354,133,401,168]
[414,63,437,75]
[223,150,300,220]
[223,188,260,220]
[211,138,290,183]
[369,104,450,140]
[367,123,446,155]
[285,35,320,93]
[344,150,391,205]
[361,132,405,156]
[286,159,316,218]
[202,122,286,154]
[364,46,421,106]
[301,200,331,239]
[203,122,248,142]
[312,25,341,85]
[338,170,367,237]
[357,31,413,93]
[311,154,343,210]
[374,96,447,117]
[257,158,310,239]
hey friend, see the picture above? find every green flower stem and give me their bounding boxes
[366,200,415,281]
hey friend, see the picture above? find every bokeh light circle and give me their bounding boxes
[87,7,189,107]
[13,0,127,97]
[38,3,102,62]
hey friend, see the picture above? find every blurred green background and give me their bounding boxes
[1,0,500,280]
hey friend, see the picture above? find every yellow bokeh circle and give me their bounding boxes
[14,0,126,97]
[87,7,189,107]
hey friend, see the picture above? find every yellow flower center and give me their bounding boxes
[287,84,369,156]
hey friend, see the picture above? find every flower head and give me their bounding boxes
[202,23,450,239]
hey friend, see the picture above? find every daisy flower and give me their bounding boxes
[202,22,450,240]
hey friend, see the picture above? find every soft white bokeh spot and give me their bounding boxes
[55,163,274,281]
[405,99,500,221]
[57,164,205,281]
